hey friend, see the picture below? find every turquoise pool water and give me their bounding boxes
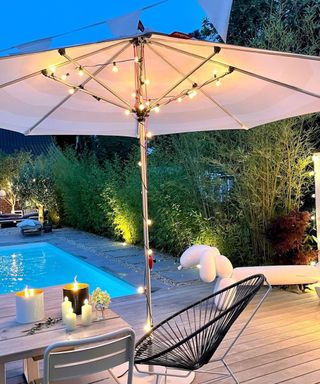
[0,242,136,296]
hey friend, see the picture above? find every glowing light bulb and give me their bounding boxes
[147,249,153,256]
[124,110,131,116]
[311,215,316,220]
[137,286,145,294]
[122,242,127,247]
[48,65,56,74]
[188,90,197,99]
[310,261,316,266]
[144,79,150,85]
[131,92,136,98]
[139,103,145,111]
[213,69,217,77]
[216,79,221,87]
[68,87,75,95]
[144,322,152,333]
[153,105,160,113]
[112,62,118,73]
[309,171,315,176]
[138,161,142,167]
[177,97,182,102]
[196,264,201,269]
[60,74,68,81]
[78,67,84,76]
[147,219,152,226]
[146,132,153,139]
[312,193,316,198]
[134,56,139,63]
[145,100,151,107]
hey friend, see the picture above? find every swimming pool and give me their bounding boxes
[0,242,136,296]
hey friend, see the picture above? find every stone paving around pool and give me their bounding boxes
[0,227,201,290]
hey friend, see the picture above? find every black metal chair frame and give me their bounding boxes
[135,274,271,384]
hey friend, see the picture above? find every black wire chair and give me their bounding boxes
[135,274,271,384]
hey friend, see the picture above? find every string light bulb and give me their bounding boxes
[147,249,153,256]
[146,132,153,139]
[48,65,56,75]
[312,193,316,198]
[137,286,145,294]
[78,66,84,76]
[144,79,150,85]
[216,79,221,87]
[68,87,75,95]
[311,214,316,220]
[309,171,315,176]
[177,97,182,102]
[188,90,197,99]
[153,105,160,113]
[147,219,152,226]
[124,110,131,116]
[213,69,217,77]
[144,321,152,333]
[131,92,136,98]
[138,161,142,167]
[134,56,139,63]
[139,103,145,111]
[145,100,151,107]
[60,74,68,81]
[112,62,119,73]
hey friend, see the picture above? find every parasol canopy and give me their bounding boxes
[0,32,319,137]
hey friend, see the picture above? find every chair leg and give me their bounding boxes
[222,359,239,384]
[196,359,239,384]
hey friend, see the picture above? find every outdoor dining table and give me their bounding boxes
[0,285,130,384]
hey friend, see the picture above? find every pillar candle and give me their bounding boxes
[16,287,44,324]
[65,308,77,331]
[63,277,89,315]
[81,299,92,326]
[61,296,72,324]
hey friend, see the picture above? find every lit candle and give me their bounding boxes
[81,299,92,326]
[63,276,89,315]
[65,308,77,331]
[16,286,44,324]
[61,296,72,324]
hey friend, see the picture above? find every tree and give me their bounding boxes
[0,151,31,213]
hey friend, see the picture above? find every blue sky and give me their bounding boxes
[0,0,206,52]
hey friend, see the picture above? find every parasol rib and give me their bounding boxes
[26,43,130,135]
[0,40,129,89]
[147,44,245,128]
[60,45,132,109]
[148,44,221,109]
[151,40,320,100]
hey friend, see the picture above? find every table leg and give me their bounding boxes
[0,363,6,384]
[23,358,40,383]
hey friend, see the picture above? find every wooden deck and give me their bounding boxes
[6,284,320,384]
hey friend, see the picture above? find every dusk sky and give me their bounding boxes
[0,1,206,52]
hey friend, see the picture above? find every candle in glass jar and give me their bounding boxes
[81,299,92,326]
[61,296,72,324]
[65,308,77,331]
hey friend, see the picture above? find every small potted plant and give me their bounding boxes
[91,288,111,320]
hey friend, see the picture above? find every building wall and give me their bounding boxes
[0,198,13,214]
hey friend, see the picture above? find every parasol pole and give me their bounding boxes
[135,37,153,331]
[138,118,153,331]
